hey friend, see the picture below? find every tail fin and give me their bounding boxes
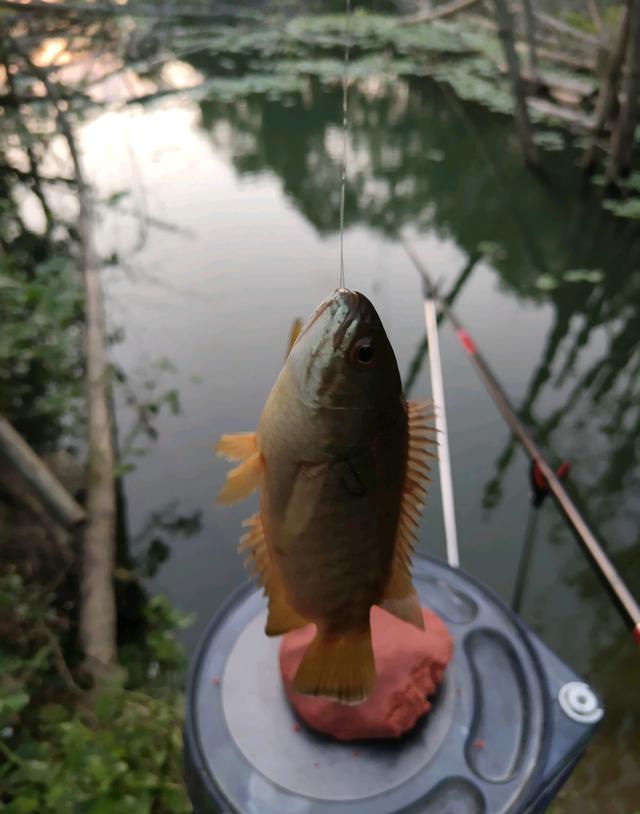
[293,628,375,704]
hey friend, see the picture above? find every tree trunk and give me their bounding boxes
[582,7,630,171]
[521,0,540,87]
[11,42,118,680]
[79,201,118,679]
[606,0,640,183]
[493,0,538,165]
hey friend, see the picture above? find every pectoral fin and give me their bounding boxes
[283,461,330,536]
[215,432,261,505]
[381,400,436,630]
[215,432,257,461]
[239,514,307,636]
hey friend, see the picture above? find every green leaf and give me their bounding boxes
[533,130,564,151]
[603,196,640,219]
[563,268,603,284]
[3,797,40,814]
[0,690,30,717]
[534,274,559,291]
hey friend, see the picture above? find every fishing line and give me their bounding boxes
[338,0,351,290]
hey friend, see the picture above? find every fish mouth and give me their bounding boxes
[331,289,361,350]
[296,288,359,346]
[331,289,379,349]
[290,289,380,410]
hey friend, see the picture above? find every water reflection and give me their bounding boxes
[191,65,640,535]
[193,70,640,282]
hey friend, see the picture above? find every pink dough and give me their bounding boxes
[279,606,453,740]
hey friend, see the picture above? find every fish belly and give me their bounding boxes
[264,447,404,634]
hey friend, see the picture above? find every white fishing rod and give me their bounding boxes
[422,287,460,569]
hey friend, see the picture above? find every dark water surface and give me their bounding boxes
[83,61,639,812]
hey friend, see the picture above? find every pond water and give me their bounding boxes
[81,53,639,813]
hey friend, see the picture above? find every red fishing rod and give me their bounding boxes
[403,237,640,647]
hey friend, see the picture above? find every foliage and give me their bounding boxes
[0,237,84,449]
[131,503,202,579]
[535,268,604,291]
[533,130,565,151]
[0,570,191,814]
[602,196,640,220]
[113,357,183,476]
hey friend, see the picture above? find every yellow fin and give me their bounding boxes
[216,451,262,505]
[379,592,424,630]
[293,628,375,704]
[381,399,436,630]
[215,432,257,462]
[265,591,308,636]
[239,514,307,636]
[286,318,303,360]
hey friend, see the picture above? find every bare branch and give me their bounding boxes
[400,0,481,25]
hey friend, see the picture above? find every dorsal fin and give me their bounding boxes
[380,400,436,629]
[239,514,307,636]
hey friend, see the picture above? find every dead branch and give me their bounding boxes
[525,43,596,73]
[400,0,482,25]
[493,0,538,164]
[528,98,595,131]
[587,0,604,33]
[2,55,54,231]
[467,14,597,71]
[533,10,600,48]
[521,0,539,84]
[0,414,86,529]
[606,0,640,182]
[582,7,630,171]
[0,162,76,186]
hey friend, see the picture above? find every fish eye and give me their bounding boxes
[350,337,375,368]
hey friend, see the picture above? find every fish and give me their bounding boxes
[215,288,435,703]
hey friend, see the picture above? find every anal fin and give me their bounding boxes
[239,514,307,636]
[379,589,424,630]
[265,591,308,636]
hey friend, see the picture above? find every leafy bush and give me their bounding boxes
[0,246,84,448]
[0,571,191,814]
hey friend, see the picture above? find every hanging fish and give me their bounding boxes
[216,289,434,703]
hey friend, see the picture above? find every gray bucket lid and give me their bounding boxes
[184,556,602,814]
